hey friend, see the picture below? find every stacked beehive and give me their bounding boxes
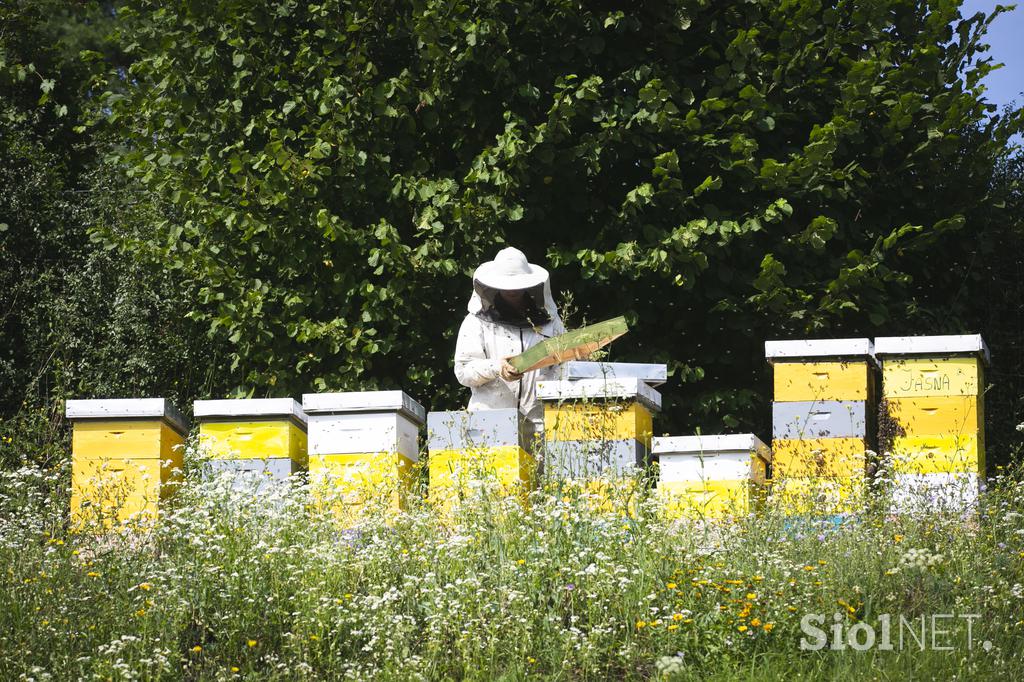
[67,398,187,528]
[653,435,771,519]
[766,339,876,514]
[874,335,988,512]
[427,409,534,510]
[194,398,307,494]
[302,391,425,514]
[537,377,661,479]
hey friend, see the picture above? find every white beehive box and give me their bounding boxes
[537,378,662,412]
[560,362,668,387]
[764,338,876,364]
[302,391,426,461]
[654,434,771,483]
[874,334,991,365]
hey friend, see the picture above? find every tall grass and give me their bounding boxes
[2,451,1023,680]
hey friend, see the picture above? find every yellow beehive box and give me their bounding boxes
[658,479,762,519]
[879,357,983,398]
[889,434,983,474]
[772,362,873,402]
[769,476,864,515]
[194,398,308,465]
[884,396,982,438]
[303,391,425,516]
[653,435,771,519]
[766,338,876,402]
[876,335,989,482]
[537,378,661,480]
[771,437,868,478]
[308,452,415,512]
[539,379,660,444]
[66,398,187,528]
[543,402,654,445]
[428,445,535,510]
[875,335,989,400]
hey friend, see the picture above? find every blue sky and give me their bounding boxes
[962,1,1023,117]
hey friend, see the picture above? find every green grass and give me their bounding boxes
[1,454,1023,681]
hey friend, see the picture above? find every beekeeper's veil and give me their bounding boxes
[467,247,560,327]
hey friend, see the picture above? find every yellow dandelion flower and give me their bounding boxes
[191,645,202,654]
[672,613,683,622]
[746,592,757,600]
[667,624,679,631]
[517,559,526,565]
[803,565,815,572]
[763,622,775,633]
[636,620,647,629]
[135,609,146,617]
[738,625,748,632]
[247,640,257,648]
[893,534,904,543]
[818,559,827,565]
[86,571,99,578]
[138,582,153,591]
[667,582,677,589]
[528,657,536,664]
[750,618,762,627]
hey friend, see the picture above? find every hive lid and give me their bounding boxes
[194,398,307,426]
[561,361,668,387]
[874,334,990,366]
[536,378,661,411]
[652,434,770,460]
[765,338,875,364]
[301,390,426,424]
[64,398,188,434]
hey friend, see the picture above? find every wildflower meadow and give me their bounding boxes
[2,439,1024,681]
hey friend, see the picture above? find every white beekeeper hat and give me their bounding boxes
[473,247,548,291]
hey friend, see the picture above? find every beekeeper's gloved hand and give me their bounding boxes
[500,359,523,382]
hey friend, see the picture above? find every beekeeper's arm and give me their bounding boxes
[454,315,520,387]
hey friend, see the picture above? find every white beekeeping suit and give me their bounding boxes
[454,247,566,433]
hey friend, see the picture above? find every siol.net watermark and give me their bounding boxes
[799,612,991,652]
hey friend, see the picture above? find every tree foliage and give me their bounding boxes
[3,1,1023,464]
[0,2,227,467]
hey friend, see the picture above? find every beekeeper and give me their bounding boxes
[454,247,565,431]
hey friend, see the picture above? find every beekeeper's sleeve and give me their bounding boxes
[454,315,502,387]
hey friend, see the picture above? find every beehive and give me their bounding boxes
[67,398,187,528]
[766,338,876,514]
[768,476,866,516]
[561,361,668,387]
[201,458,302,495]
[875,334,988,511]
[195,398,307,462]
[537,378,661,479]
[427,409,534,510]
[653,434,771,519]
[302,391,425,513]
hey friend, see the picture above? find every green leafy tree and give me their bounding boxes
[101,1,1021,457]
[0,2,227,468]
